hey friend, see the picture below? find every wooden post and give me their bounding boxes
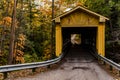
[3,72,8,79]
[32,68,36,73]
[47,65,51,69]
[109,65,113,71]
[96,22,105,56]
[55,24,62,56]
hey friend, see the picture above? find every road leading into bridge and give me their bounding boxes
[15,46,115,80]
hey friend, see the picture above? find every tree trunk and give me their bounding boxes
[8,0,17,65]
[51,0,55,58]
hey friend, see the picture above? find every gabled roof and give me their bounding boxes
[53,6,109,21]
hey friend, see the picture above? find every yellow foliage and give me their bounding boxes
[14,50,24,63]
[17,34,26,41]
[0,21,2,25]
[16,56,25,63]
[33,14,39,17]
[14,34,26,64]
[17,43,24,49]
[16,50,24,56]
[42,45,52,60]
[76,2,84,6]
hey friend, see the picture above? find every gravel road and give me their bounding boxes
[15,46,115,80]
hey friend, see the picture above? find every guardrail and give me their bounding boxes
[0,40,69,73]
[0,54,63,79]
[62,40,71,51]
[98,54,120,71]
[89,47,120,76]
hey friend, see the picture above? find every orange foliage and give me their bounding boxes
[14,34,26,64]
[2,17,12,27]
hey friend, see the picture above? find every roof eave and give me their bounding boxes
[52,6,109,21]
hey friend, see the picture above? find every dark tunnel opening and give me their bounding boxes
[62,27,97,57]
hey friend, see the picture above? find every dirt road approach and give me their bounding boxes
[15,46,115,80]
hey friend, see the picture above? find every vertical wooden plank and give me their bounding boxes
[61,11,99,26]
[96,26,99,55]
[55,24,62,56]
[96,23,105,56]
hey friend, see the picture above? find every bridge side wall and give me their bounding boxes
[96,23,105,56]
[55,24,62,56]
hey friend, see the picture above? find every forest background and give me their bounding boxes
[0,0,120,65]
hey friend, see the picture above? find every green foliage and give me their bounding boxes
[0,53,7,66]
[24,53,42,63]
[85,0,111,17]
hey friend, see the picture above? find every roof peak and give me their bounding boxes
[53,6,109,21]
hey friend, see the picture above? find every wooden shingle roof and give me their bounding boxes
[53,6,109,22]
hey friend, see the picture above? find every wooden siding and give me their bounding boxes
[96,23,105,56]
[61,10,99,27]
[55,24,62,56]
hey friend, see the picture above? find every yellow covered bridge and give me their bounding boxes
[53,6,109,57]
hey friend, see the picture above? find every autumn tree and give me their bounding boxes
[8,0,17,64]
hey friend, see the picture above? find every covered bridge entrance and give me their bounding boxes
[54,6,109,57]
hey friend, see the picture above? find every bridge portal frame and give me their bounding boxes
[53,6,109,57]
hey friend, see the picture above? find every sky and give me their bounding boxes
[34,0,71,12]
